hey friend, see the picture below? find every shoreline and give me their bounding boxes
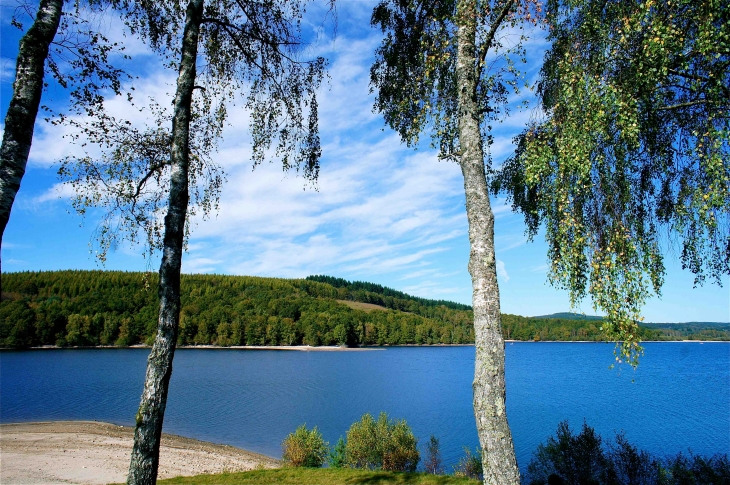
[0,421,278,485]
[5,344,388,351]
[0,340,725,351]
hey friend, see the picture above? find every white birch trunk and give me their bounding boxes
[455,0,520,483]
[0,0,63,289]
[126,1,203,483]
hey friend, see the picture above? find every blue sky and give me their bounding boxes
[1,0,728,323]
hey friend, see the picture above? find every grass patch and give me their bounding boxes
[336,300,390,313]
[154,467,481,484]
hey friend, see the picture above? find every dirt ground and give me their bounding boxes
[0,421,279,485]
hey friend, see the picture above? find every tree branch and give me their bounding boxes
[478,0,516,70]
[656,99,719,111]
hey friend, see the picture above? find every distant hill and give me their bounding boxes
[535,312,729,327]
[646,321,730,327]
[534,312,604,321]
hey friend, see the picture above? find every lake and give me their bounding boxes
[1,342,728,471]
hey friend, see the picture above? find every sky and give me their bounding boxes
[1,0,728,323]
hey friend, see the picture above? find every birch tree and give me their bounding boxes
[496,0,729,365]
[58,1,328,483]
[0,0,128,283]
[370,1,540,483]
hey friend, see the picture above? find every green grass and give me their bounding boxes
[151,468,481,485]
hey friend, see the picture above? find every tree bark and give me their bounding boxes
[0,0,63,289]
[455,1,520,484]
[126,1,203,483]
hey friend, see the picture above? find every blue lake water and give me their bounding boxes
[1,343,728,471]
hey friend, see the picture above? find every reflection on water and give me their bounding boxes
[1,343,728,469]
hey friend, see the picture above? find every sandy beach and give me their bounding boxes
[0,421,279,485]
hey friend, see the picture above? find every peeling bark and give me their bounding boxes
[0,0,63,287]
[455,1,520,484]
[126,1,203,484]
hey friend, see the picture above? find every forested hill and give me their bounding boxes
[0,271,474,348]
[1,271,727,348]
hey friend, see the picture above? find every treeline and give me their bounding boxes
[641,321,730,341]
[500,314,730,342]
[500,314,666,342]
[1,271,727,349]
[0,271,474,348]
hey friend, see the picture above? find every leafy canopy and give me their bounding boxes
[496,0,730,364]
[57,0,329,263]
[10,0,133,117]
[370,0,541,163]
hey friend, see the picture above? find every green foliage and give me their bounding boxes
[328,436,347,469]
[527,421,606,485]
[452,447,483,481]
[0,299,37,348]
[496,0,730,366]
[57,0,329,264]
[281,424,329,468]
[664,453,730,485]
[424,435,443,475]
[608,434,661,485]
[345,412,420,472]
[525,421,730,485]
[369,0,540,163]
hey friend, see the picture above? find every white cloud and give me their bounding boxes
[1,56,16,84]
[27,70,177,169]
[497,259,510,282]
[182,257,223,274]
[34,182,76,203]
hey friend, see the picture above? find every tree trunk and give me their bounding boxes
[126,1,203,483]
[455,1,520,484]
[0,0,63,289]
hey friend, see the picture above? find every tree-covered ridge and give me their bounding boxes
[0,271,474,348]
[1,270,727,349]
[306,275,472,311]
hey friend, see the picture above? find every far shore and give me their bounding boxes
[0,421,278,485]
[1,340,726,352]
[15,344,387,351]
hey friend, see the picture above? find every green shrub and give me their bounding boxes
[525,421,730,485]
[664,452,730,485]
[383,418,420,472]
[424,435,443,475]
[607,433,661,485]
[526,421,605,485]
[453,447,483,481]
[281,424,329,468]
[345,412,420,472]
[345,413,381,469]
[328,436,347,468]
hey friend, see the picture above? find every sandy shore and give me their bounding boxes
[0,421,279,485]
